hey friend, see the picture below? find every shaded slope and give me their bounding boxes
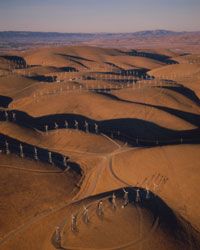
[0,109,200,147]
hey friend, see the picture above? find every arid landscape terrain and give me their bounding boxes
[1,30,200,52]
[0,43,200,250]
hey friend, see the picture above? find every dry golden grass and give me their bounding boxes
[0,45,200,250]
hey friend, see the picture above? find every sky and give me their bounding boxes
[0,0,200,33]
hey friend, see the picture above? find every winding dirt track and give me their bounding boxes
[0,139,143,248]
[58,205,159,250]
[1,47,200,250]
[0,164,64,173]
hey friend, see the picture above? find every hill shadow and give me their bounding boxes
[1,109,200,147]
[156,85,200,106]
[0,133,82,175]
[94,68,150,78]
[104,61,123,71]
[93,91,200,127]
[63,54,95,62]
[59,66,78,72]
[0,95,12,108]
[56,53,89,69]
[1,55,27,68]
[104,187,200,250]
[125,50,178,64]
[26,75,56,82]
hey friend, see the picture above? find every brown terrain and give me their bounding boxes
[0,45,200,250]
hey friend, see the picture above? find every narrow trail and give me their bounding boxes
[0,137,152,248]
[1,57,199,250]
[0,164,65,174]
[0,180,80,247]
[57,185,160,250]
[108,147,143,187]
[73,143,144,201]
[0,201,71,246]
[72,142,135,201]
[108,156,132,187]
[101,133,122,149]
[59,208,159,250]
[72,158,107,201]
[3,81,41,97]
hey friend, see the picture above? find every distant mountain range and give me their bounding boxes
[0,30,200,52]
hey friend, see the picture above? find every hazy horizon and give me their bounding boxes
[0,0,200,33]
[0,29,200,34]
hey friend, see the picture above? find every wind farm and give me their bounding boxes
[0,44,200,249]
[0,0,200,249]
